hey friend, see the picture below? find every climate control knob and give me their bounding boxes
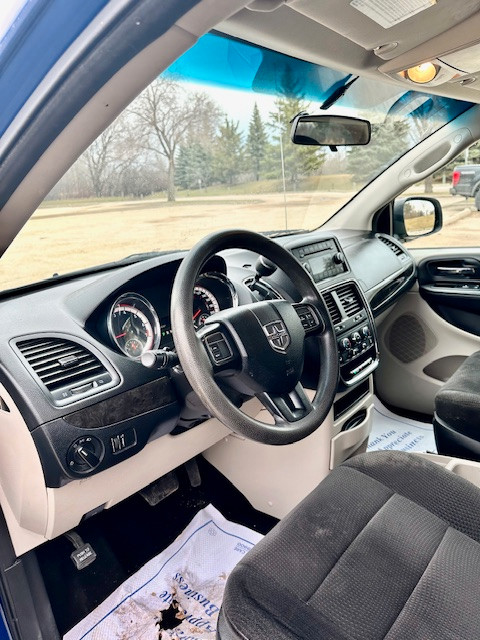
[340,337,351,351]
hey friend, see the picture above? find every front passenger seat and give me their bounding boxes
[218,451,480,639]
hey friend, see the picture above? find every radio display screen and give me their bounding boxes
[309,254,329,276]
[291,238,348,282]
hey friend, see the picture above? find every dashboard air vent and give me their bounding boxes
[16,336,117,405]
[378,235,404,258]
[335,283,363,317]
[322,291,342,325]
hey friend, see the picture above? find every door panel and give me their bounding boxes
[375,247,480,415]
[417,255,480,336]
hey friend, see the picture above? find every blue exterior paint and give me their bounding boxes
[0,0,110,137]
[0,605,11,640]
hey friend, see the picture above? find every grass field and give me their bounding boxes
[1,184,478,292]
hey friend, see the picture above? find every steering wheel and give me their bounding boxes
[171,229,339,445]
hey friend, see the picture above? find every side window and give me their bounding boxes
[401,145,480,249]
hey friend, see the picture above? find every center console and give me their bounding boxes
[321,280,378,386]
[290,237,378,387]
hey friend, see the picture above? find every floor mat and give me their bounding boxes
[368,397,437,454]
[64,504,263,640]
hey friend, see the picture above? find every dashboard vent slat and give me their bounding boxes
[27,346,86,368]
[16,337,109,393]
[378,235,404,257]
[34,353,92,376]
[335,283,363,318]
[322,291,342,325]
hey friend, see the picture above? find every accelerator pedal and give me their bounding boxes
[185,458,201,488]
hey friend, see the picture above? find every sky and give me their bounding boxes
[182,80,280,135]
[0,0,24,43]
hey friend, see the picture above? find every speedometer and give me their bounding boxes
[108,293,160,358]
[192,286,220,329]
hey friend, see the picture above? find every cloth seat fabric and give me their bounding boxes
[218,451,480,640]
[434,351,480,460]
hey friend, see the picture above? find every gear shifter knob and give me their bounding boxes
[255,256,277,279]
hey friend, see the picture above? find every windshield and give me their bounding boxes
[0,32,472,292]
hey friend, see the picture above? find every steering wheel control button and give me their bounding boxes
[111,428,136,454]
[67,436,104,474]
[294,304,321,332]
[204,332,234,365]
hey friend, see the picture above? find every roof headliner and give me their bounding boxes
[218,0,480,104]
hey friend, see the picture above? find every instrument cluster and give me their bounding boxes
[107,272,237,358]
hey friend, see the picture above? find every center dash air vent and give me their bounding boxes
[15,336,118,406]
[322,291,342,325]
[322,282,365,326]
[378,235,407,260]
[335,283,363,317]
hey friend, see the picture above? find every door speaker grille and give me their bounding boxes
[387,314,437,363]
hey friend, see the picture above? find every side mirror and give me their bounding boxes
[393,197,443,241]
[290,114,371,147]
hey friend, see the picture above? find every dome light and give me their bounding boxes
[405,62,439,84]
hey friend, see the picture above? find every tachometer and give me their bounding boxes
[192,286,220,329]
[108,293,160,358]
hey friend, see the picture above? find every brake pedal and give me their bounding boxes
[64,531,97,570]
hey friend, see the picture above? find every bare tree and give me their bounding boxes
[129,77,221,201]
[82,112,149,197]
[82,118,124,197]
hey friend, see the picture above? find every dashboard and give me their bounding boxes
[0,229,415,549]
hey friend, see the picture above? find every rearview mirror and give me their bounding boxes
[290,114,371,146]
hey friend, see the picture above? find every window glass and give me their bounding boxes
[400,146,480,249]
[0,33,472,292]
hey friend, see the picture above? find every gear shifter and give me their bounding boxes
[254,255,277,280]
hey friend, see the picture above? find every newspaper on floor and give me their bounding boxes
[64,504,263,640]
[368,396,437,454]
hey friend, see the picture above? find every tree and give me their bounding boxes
[214,118,244,186]
[268,68,325,189]
[347,119,409,184]
[82,115,131,197]
[176,142,213,190]
[246,103,268,181]
[129,77,221,201]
